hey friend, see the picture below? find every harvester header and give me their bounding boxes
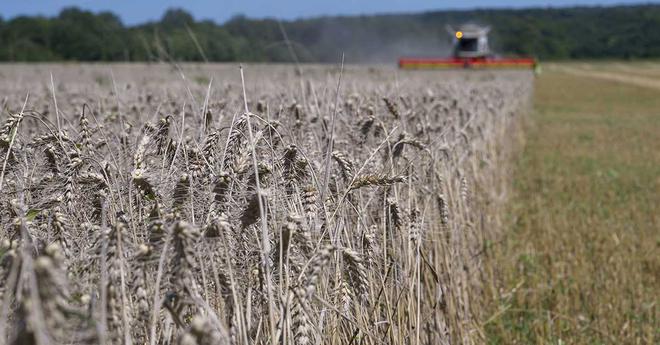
[399,24,536,69]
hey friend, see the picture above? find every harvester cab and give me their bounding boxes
[447,24,491,59]
[399,23,536,69]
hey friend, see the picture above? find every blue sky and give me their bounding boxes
[2,1,658,25]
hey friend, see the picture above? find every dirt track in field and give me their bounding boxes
[549,64,660,91]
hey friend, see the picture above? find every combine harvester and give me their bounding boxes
[399,24,537,70]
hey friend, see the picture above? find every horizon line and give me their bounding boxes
[1,1,657,26]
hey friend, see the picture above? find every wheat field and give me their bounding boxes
[0,64,533,345]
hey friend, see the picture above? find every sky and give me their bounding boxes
[2,1,658,25]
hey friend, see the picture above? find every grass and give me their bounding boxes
[485,68,659,343]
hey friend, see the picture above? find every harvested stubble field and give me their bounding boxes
[0,63,532,345]
[485,65,659,344]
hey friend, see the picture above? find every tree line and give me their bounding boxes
[1,4,660,62]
